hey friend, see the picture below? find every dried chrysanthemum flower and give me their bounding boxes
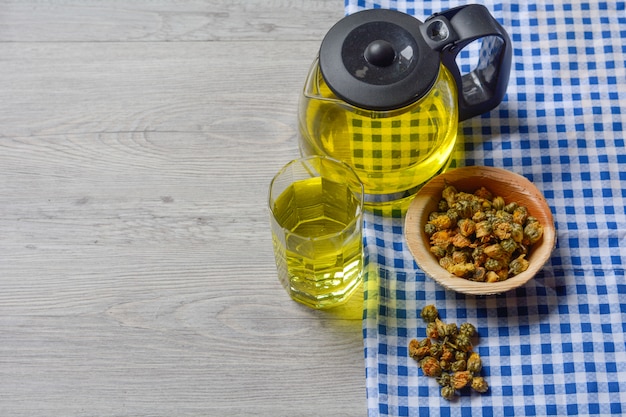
[446,209,460,227]
[451,249,470,264]
[467,352,482,373]
[484,257,507,271]
[435,318,447,339]
[441,346,454,363]
[442,184,458,206]
[455,333,473,352]
[524,221,544,245]
[426,322,439,339]
[492,195,505,210]
[437,373,451,387]
[424,222,437,236]
[474,186,493,200]
[526,216,538,224]
[504,201,518,213]
[475,220,493,239]
[472,266,487,282]
[497,269,510,280]
[451,371,473,389]
[430,230,453,247]
[420,304,439,322]
[483,243,509,260]
[439,256,454,271]
[420,356,443,377]
[496,209,514,222]
[454,200,474,219]
[486,270,503,283]
[440,346,454,362]
[441,385,456,400]
[509,254,530,276]
[451,233,472,248]
[500,238,518,254]
[409,338,431,361]
[430,213,454,230]
[471,376,489,393]
[451,359,467,372]
[510,222,524,243]
[472,209,487,222]
[430,245,447,258]
[448,262,476,278]
[472,246,488,265]
[513,206,529,225]
[459,322,477,338]
[429,343,443,359]
[458,218,476,237]
[492,219,513,240]
[444,323,458,338]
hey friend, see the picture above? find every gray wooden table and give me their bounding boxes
[0,2,367,415]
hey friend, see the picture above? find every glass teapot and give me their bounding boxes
[298,5,511,209]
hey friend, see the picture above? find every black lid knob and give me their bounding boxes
[364,40,396,67]
[319,9,441,111]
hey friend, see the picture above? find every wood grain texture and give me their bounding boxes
[0,1,367,416]
[0,0,343,42]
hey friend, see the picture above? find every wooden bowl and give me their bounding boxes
[404,166,556,295]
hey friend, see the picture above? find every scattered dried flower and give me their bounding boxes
[420,305,440,323]
[467,352,482,373]
[440,346,454,362]
[437,373,451,387]
[471,376,489,393]
[420,356,443,377]
[441,385,456,400]
[409,339,431,361]
[451,371,473,389]
[451,359,467,372]
[426,322,439,339]
[459,322,477,338]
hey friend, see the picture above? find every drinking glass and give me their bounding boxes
[269,156,364,309]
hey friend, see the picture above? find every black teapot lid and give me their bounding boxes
[319,9,440,111]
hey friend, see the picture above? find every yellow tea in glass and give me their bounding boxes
[269,156,364,309]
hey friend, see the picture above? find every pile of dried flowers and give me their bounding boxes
[424,184,544,282]
[409,305,488,400]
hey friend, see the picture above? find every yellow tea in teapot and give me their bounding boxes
[299,62,458,205]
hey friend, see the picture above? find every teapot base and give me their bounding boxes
[362,153,454,217]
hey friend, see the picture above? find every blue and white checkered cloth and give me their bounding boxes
[346,0,626,415]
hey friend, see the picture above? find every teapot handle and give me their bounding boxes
[422,5,512,121]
